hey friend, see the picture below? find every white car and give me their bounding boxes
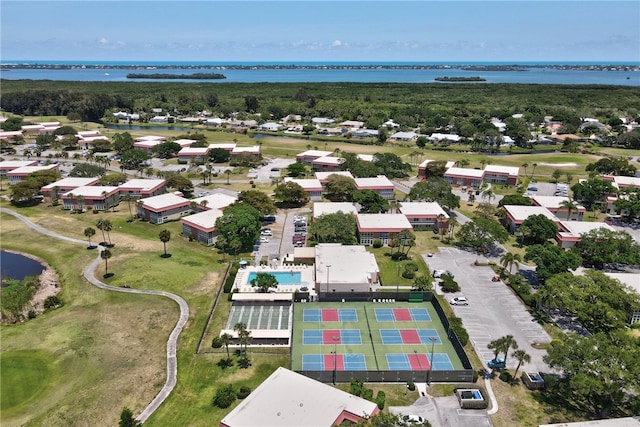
[260,229,273,236]
[259,237,270,243]
[450,296,469,306]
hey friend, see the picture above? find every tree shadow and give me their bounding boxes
[103,273,114,279]
[86,245,97,250]
[160,253,172,259]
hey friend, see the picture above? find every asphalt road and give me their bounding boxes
[1,208,189,424]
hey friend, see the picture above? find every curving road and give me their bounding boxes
[1,208,189,424]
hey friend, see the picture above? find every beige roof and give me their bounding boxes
[118,179,165,191]
[0,160,38,169]
[354,175,394,189]
[232,146,261,154]
[530,196,586,211]
[173,139,196,146]
[181,209,224,230]
[178,147,209,155]
[315,244,378,286]
[315,171,354,181]
[484,164,520,176]
[558,221,614,237]
[313,156,343,165]
[283,178,323,191]
[134,135,166,142]
[208,143,237,150]
[220,367,378,427]
[191,193,237,210]
[7,164,59,175]
[444,167,484,178]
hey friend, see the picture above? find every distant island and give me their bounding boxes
[435,76,487,82]
[126,73,226,80]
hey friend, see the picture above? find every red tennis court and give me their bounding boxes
[324,353,345,371]
[393,308,412,321]
[323,329,342,344]
[408,353,431,371]
[322,309,339,322]
[399,329,421,344]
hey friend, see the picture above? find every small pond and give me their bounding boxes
[0,250,46,284]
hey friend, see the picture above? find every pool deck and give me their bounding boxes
[233,264,315,296]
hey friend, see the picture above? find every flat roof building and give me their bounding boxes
[315,243,380,293]
[313,202,359,219]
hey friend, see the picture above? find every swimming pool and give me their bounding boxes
[247,271,302,285]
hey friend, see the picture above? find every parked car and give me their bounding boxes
[294,242,305,247]
[488,358,506,369]
[527,186,538,191]
[259,237,270,243]
[449,296,469,306]
[402,415,425,424]
[262,215,276,222]
[260,229,273,236]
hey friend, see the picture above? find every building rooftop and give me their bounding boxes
[315,244,379,287]
[530,196,586,211]
[180,209,224,231]
[444,167,484,178]
[62,186,118,198]
[283,178,323,191]
[208,143,237,150]
[118,179,165,191]
[313,202,359,218]
[313,156,343,165]
[398,201,449,218]
[354,175,394,189]
[356,213,413,231]
[232,146,261,154]
[42,177,100,190]
[503,205,559,223]
[558,221,614,237]
[7,164,59,175]
[191,193,237,210]
[139,193,189,210]
[315,171,354,182]
[484,165,520,176]
[178,147,209,155]
[296,150,333,158]
[220,367,378,427]
[0,160,39,169]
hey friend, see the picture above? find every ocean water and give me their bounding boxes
[1,61,638,85]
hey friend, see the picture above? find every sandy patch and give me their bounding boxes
[538,162,577,167]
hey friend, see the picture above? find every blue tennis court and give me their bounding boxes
[385,353,454,371]
[303,308,358,322]
[379,329,441,345]
[374,308,431,322]
[430,353,455,370]
[303,329,362,345]
[302,353,368,371]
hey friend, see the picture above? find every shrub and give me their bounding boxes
[449,316,469,346]
[440,273,460,292]
[350,379,364,397]
[362,387,374,401]
[237,386,251,399]
[211,337,223,348]
[27,309,37,319]
[499,371,513,383]
[402,270,416,279]
[391,252,408,261]
[43,295,62,309]
[212,384,236,408]
[376,391,386,410]
[372,239,382,248]
[407,381,416,391]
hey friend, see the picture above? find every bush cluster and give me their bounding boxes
[449,316,469,346]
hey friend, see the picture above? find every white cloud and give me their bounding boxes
[331,40,342,47]
[99,37,108,45]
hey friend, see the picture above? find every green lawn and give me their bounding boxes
[0,351,56,417]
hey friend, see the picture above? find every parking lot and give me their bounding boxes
[424,248,552,373]
[251,207,311,264]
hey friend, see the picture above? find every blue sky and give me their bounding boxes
[1,1,639,63]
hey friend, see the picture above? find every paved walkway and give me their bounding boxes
[1,208,189,424]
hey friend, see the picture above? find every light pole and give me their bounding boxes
[427,336,437,386]
[332,335,339,385]
[326,264,331,295]
[396,262,400,299]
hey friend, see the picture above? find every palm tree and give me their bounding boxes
[220,332,233,360]
[481,188,495,204]
[559,199,579,221]
[102,219,113,246]
[521,163,529,177]
[77,195,85,212]
[529,163,538,179]
[199,200,209,210]
[159,229,171,257]
[447,216,459,241]
[96,219,107,245]
[487,337,505,364]
[437,214,447,240]
[124,194,134,219]
[101,248,112,277]
[500,252,522,274]
[512,349,531,379]
[84,226,96,248]
[501,335,518,366]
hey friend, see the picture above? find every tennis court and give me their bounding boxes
[291,301,464,373]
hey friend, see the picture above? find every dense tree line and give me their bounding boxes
[2,81,639,149]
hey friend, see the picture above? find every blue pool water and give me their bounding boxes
[247,271,302,285]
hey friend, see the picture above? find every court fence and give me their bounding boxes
[297,369,474,384]
[293,291,475,383]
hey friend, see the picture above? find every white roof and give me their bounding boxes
[315,243,379,286]
[558,221,614,237]
[444,167,484,178]
[399,201,449,218]
[312,117,335,124]
[484,164,520,176]
[134,135,166,142]
[134,140,162,148]
[503,205,558,222]
[0,160,38,169]
[539,417,640,427]
[313,156,343,165]
[208,143,237,150]
[315,171,354,181]
[118,179,165,191]
[220,367,378,427]
[42,177,100,190]
[429,133,461,142]
[357,154,374,162]
[419,159,456,169]
[530,196,585,211]
[180,209,224,230]
[297,150,333,158]
[354,175,394,189]
[140,193,189,210]
[173,139,196,147]
[178,147,209,155]
[7,164,58,175]
[313,202,359,218]
[191,193,237,210]
[283,178,323,191]
[356,213,413,231]
[63,186,118,198]
[232,146,260,154]
[612,175,640,187]
[79,136,109,142]
[391,131,417,139]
